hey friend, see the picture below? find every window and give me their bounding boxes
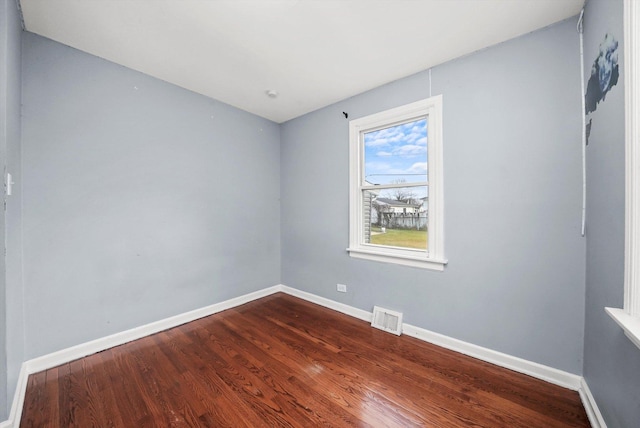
[606,0,640,349]
[347,96,446,270]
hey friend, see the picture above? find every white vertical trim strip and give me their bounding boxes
[624,0,640,316]
[428,94,445,259]
[578,9,587,237]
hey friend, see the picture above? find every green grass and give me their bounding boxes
[370,227,427,250]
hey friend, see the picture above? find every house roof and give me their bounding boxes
[375,198,421,208]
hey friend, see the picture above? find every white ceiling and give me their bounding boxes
[19,0,584,123]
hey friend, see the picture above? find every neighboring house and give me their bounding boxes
[374,198,421,215]
[363,189,378,243]
[373,198,427,231]
[363,183,382,243]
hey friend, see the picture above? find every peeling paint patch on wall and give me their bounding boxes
[586,33,619,114]
[585,33,620,145]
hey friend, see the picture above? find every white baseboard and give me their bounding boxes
[278,285,582,391]
[0,363,28,428]
[0,283,603,427]
[280,286,607,424]
[579,377,607,428]
[1,285,284,428]
[401,323,582,390]
[279,285,372,322]
[25,285,282,374]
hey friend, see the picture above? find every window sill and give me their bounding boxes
[606,307,640,350]
[347,247,447,271]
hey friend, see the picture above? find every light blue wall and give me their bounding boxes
[0,0,22,419]
[582,1,640,427]
[281,18,586,374]
[7,6,639,426]
[21,33,281,359]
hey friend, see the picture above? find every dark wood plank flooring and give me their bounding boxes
[20,293,589,427]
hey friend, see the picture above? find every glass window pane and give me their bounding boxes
[364,118,428,185]
[363,186,428,251]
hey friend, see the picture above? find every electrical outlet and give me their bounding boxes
[337,283,347,293]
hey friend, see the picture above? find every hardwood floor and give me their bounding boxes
[21,293,589,427]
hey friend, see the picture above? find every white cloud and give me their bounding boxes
[407,162,428,174]
[365,136,390,147]
[395,144,427,156]
[405,131,425,143]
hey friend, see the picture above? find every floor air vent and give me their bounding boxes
[371,306,403,336]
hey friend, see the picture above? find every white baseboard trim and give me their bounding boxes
[279,285,372,322]
[280,286,607,423]
[0,363,28,428]
[25,285,282,374]
[278,285,582,391]
[1,285,284,428]
[579,377,607,428]
[401,323,582,391]
[0,284,602,427]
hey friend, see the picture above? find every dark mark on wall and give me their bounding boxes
[586,33,619,114]
[585,33,619,145]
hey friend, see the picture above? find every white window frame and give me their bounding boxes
[347,96,446,271]
[606,0,640,350]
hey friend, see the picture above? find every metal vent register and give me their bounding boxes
[371,306,403,336]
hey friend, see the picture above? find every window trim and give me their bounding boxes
[606,0,640,350]
[347,96,446,271]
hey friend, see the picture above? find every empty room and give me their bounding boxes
[1,0,639,426]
